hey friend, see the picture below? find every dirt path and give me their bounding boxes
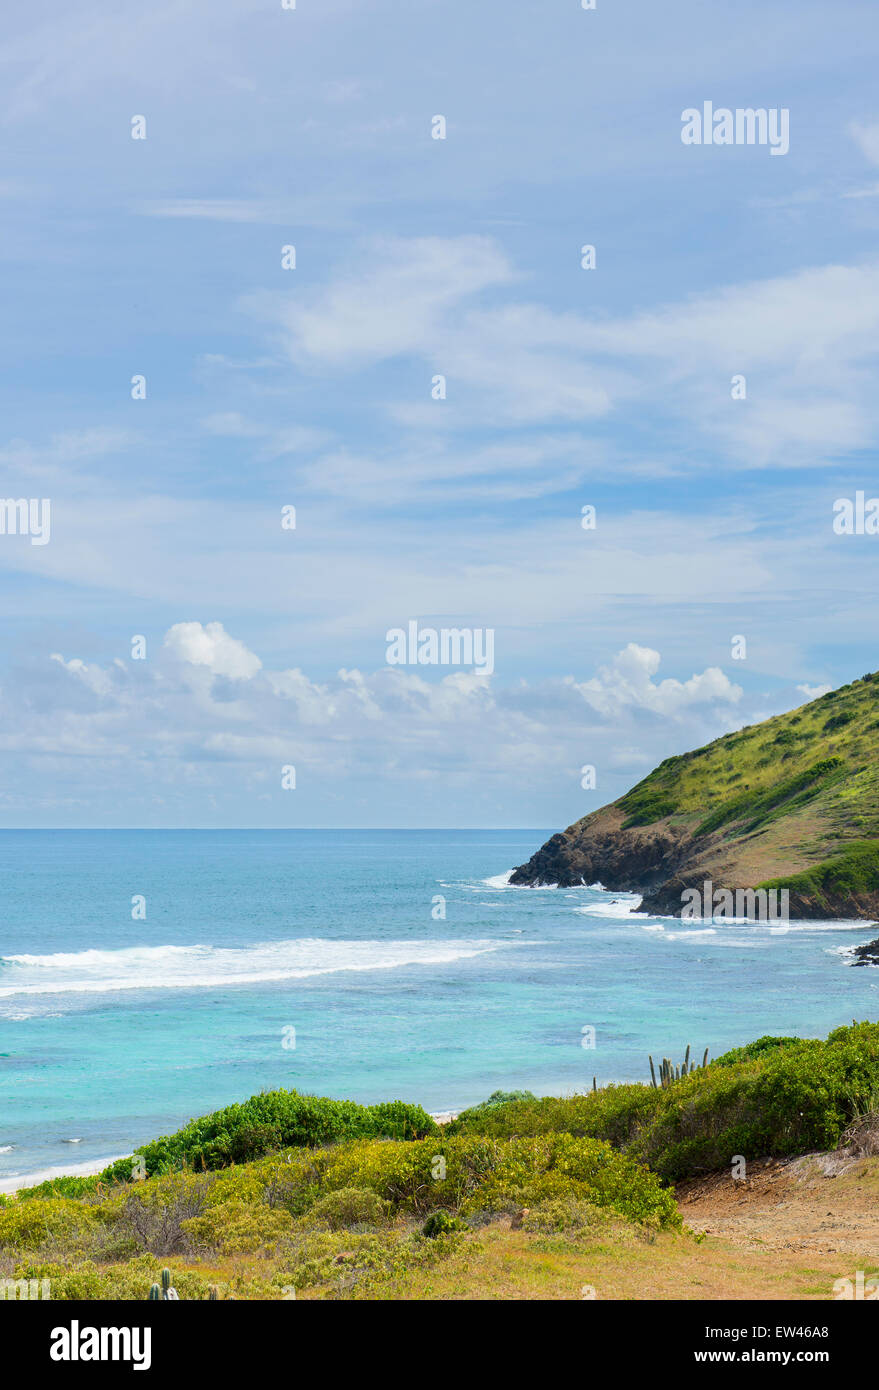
[677,1152,879,1264]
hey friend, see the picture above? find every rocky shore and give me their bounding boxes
[850,937,879,967]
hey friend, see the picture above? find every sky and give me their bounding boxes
[1,0,879,828]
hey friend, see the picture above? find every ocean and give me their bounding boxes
[0,829,876,1184]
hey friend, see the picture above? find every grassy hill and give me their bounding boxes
[510,672,879,917]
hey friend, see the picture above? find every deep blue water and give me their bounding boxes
[0,829,877,1182]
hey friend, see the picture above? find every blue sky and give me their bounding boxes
[1,0,879,828]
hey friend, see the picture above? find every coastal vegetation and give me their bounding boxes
[2,1022,878,1299]
[449,1022,879,1181]
[510,671,879,917]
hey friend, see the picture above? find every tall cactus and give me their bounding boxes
[649,1044,711,1087]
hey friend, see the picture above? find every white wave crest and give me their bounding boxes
[574,894,644,919]
[0,937,505,999]
[482,870,514,888]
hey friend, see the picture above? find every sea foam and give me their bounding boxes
[0,937,505,999]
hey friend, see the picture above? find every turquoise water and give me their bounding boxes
[0,829,877,1182]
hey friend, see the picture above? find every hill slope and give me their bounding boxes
[510,672,879,918]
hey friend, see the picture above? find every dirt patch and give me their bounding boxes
[677,1153,879,1262]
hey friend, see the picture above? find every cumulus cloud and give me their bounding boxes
[571,644,742,718]
[49,653,116,697]
[29,631,746,790]
[164,621,262,680]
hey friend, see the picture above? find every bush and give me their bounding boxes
[15,1175,104,1202]
[468,1134,679,1227]
[183,1200,294,1255]
[463,1089,537,1113]
[521,1197,597,1232]
[695,758,844,838]
[450,1023,879,1183]
[0,1198,97,1252]
[305,1187,391,1231]
[101,1090,438,1181]
[712,1036,804,1067]
[103,1173,210,1262]
[450,1084,661,1148]
[310,1133,680,1230]
[421,1211,467,1237]
[11,1255,221,1301]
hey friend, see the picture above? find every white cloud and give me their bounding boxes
[37,632,743,775]
[49,653,114,696]
[796,682,832,700]
[249,236,879,466]
[571,644,742,718]
[10,629,839,822]
[248,235,516,367]
[163,621,262,680]
[140,199,289,223]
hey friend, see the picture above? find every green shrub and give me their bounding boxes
[183,1200,294,1254]
[15,1175,104,1202]
[311,1133,680,1230]
[712,1036,804,1067]
[12,1255,221,1301]
[451,1084,661,1148]
[462,1089,537,1114]
[521,1197,597,1232]
[0,1198,97,1252]
[452,1023,879,1183]
[467,1134,679,1227]
[101,1090,438,1181]
[305,1187,391,1231]
[618,782,678,829]
[421,1210,467,1237]
[824,711,855,732]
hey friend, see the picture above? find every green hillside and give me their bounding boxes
[511,672,879,917]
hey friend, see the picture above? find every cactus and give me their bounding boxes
[208,1286,219,1301]
[159,1267,178,1301]
[649,1045,711,1088]
[148,1283,160,1300]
